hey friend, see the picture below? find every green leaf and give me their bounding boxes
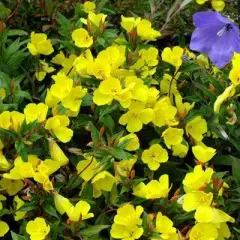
[81,182,93,200]
[44,204,59,219]
[211,155,234,166]
[7,30,28,36]
[80,225,110,237]
[110,183,118,205]
[89,122,100,145]
[18,202,39,212]
[232,157,240,186]
[108,147,133,160]
[0,208,10,217]
[14,90,32,101]
[57,12,72,40]
[11,231,25,240]
[82,94,93,106]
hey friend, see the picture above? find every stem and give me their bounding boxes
[5,0,22,24]
[168,69,179,98]
[67,155,94,196]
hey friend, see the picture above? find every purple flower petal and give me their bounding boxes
[208,30,237,68]
[190,27,220,53]
[190,11,240,68]
[193,11,223,28]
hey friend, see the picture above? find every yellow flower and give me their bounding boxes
[24,103,48,124]
[161,46,184,67]
[137,19,161,41]
[45,115,73,143]
[189,223,218,240]
[214,84,236,113]
[183,165,213,193]
[142,144,168,171]
[89,58,111,80]
[211,0,225,11]
[115,158,137,181]
[76,155,98,181]
[54,193,72,215]
[195,206,235,223]
[196,0,207,4]
[172,143,189,158]
[110,223,143,240]
[93,77,127,106]
[45,89,60,108]
[119,107,153,133]
[183,191,213,212]
[133,174,170,199]
[174,93,195,119]
[229,67,240,86]
[27,32,54,56]
[0,221,9,237]
[160,73,179,95]
[114,204,143,227]
[26,217,50,240]
[82,12,107,28]
[152,97,178,127]
[196,54,209,68]
[120,15,141,32]
[83,1,96,13]
[72,28,93,48]
[111,204,144,240]
[232,52,240,68]
[52,51,77,77]
[162,127,184,149]
[0,111,11,129]
[35,60,55,81]
[155,212,176,238]
[91,171,115,198]
[119,133,140,151]
[50,72,73,100]
[0,194,6,210]
[54,194,94,221]
[192,144,216,163]
[14,196,26,221]
[217,223,231,239]
[185,116,207,142]
[0,151,11,171]
[49,138,69,166]
[62,86,87,112]
[0,88,6,100]
[67,200,94,222]
[10,111,25,131]
[0,179,24,196]
[3,155,39,180]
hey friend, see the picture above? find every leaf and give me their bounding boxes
[211,155,234,166]
[82,94,93,106]
[80,225,110,237]
[232,157,240,186]
[57,12,72,40]
[89,122,100,145]
[180,0,193,8]
[108,146,133,160]
[7,30,28,36]
[100,115,115,133]
[44,204,59,219]
[14,90,32,101]
[11,231,25,240]
[18,202,39,212]
[0,208,10,217]
[110,183,118,205]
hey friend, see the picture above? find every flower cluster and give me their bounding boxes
[0,1,239,240]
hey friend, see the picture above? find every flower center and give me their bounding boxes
[217,24,231,37]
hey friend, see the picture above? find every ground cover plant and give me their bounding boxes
[0,0,240,239]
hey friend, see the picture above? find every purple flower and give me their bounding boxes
[190,11,240,68]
